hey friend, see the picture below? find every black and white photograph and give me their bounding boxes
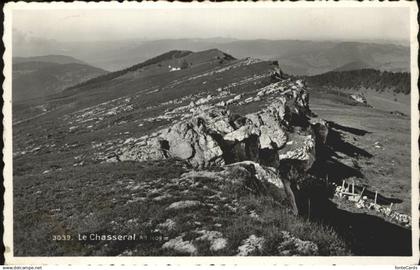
[3,1,419,265]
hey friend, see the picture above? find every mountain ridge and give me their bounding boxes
[13,38,409,74]
[65,49,236,92]
[332,61,373,72]
[13,54,87,65]
[305,68,410,95]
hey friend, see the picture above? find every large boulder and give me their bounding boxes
[277,231,319,256]
[350,93,367,104]
[224,161,284,190]
[174,162,287,200]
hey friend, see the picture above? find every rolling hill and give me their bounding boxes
[67,49,235,92]
[305,69,410,95]
[332,61,373,72]
[304,69,411,115]
[13,54,87,65]
[12,56,108,102]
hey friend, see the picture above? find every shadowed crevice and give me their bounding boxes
[327,129,373,158]
[328,121,371,136]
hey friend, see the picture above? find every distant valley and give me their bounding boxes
[11,39,410,104]
[13,38,409,75]
[12,48,411,116]
[12,55,107,102]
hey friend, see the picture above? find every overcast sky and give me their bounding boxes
[13,7,410,42]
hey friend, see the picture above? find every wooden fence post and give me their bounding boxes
[308,198,311,220]
[374,191,378,205]
[358,187,365,202]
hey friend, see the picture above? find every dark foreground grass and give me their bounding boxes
[221,195,349,256]
[14,159,350,256]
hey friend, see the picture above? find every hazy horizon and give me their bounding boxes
[13,7,410,44]
[11,6,411,73]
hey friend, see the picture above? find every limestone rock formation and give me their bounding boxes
[162,236,197,255]
[236,235,265,256]
[277,231,319,256]
[117,84,316,174]
[350,93,368,104]
[225,161,284,190]
[105,76,328,215]
[195,230,228,252]
[166,200,202,210]
[176,162,287,199]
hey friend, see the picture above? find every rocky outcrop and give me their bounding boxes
[107,76,328,214]
[162,230,228,255]
[236,235,265,256]
[166,200,202,210]
[116,78,325,214]
[195,230,228,252]
[236,232,318,256]
[118,83,315,171]
[225,161,284,190]
[350,93,367,104]
[174,162,288,199]
[162,236,197,255]
[277,231,319,256]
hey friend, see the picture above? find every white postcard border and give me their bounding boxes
[3,1,419,265]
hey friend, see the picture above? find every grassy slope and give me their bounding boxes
[14,159,348,256]
[13,52,350,256]
[307,88,411,215]
[304,69,411,115]
[12,62,108,102]
[13,50,412,256]
[305,69,410,95]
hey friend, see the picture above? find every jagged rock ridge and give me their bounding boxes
[117,78,315,169]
